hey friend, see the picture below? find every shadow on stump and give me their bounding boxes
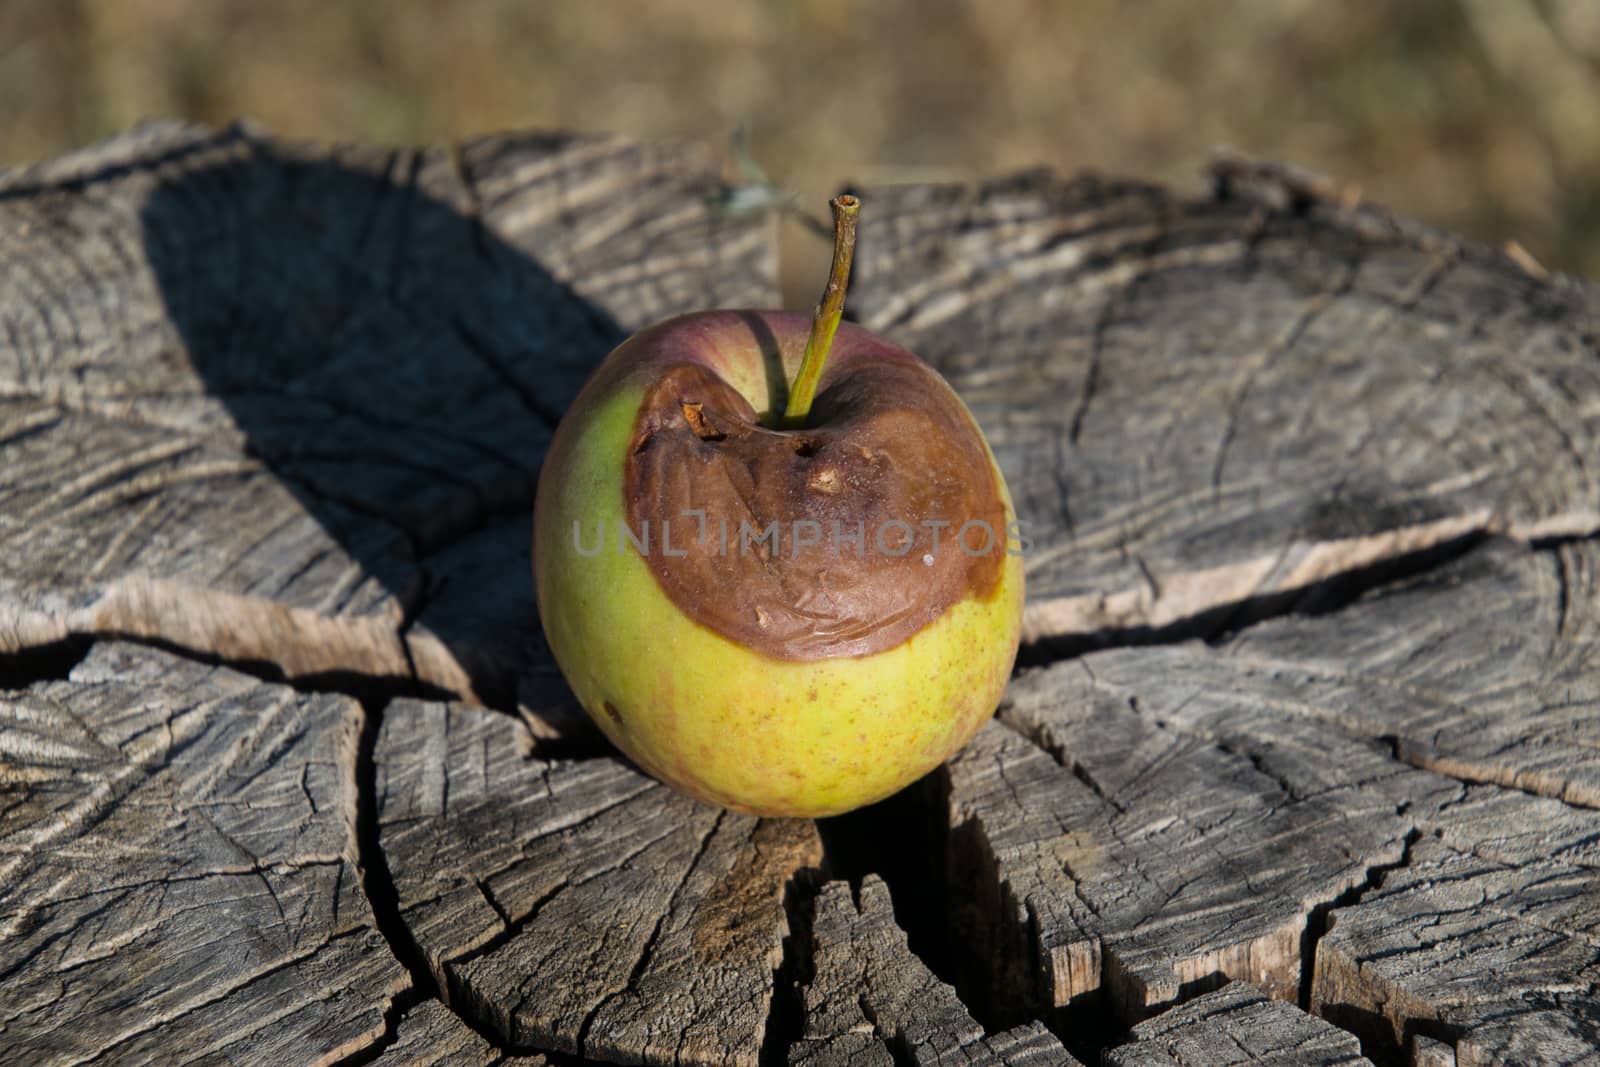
[138,127,624,714]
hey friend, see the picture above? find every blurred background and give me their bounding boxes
[4,0,1600,300]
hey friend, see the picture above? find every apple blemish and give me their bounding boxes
[532,196,1025,816]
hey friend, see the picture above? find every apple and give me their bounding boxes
[533,196,1024,817]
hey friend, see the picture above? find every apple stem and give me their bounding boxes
[783,194,860,427]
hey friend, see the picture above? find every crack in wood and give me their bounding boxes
[758,865,820,1066]
[0,642,411,1062]
[8,122,1600,1065]
[0,636,90,690]
[577,811,725,1059]
[350,700,443,1003]
[1019,513,1491,653]
[2,496,1587,1065]
[7,498,1595,744]
[328,695,585,1066]
[791,877,1081,1065]
[1297,828,1422,1019]
[322,987,429,1067]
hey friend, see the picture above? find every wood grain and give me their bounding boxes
[940,540,1600,1058]
[1105,980,1372,1066]
[372,1000,548,1067]
[1313,835,1600,1062]
[0,120,775,707]
[0,642,405,1064]
[850,170,1600,645]
[375,697,823,1063]
[4,127,1599,1064]
[792,877,1078,1066]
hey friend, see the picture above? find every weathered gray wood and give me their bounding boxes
[374,697,822,1063]
[1411,1034,1457,1067]
[0,120,775,706]
[370,999,553,1066]
[1105,980,1372,1065]
[1313,836,1600,1063]
[940,539,1600,1059]
[791,877,1079,1066]
[7,125,1600,1065]
[1126,537,1600,1059]
[1216,537,1600,806]
[372,1000,507,1067]
[945,697,1416,1021]
[0,642,406,1064]
[851,169,1600,644]
[1454,1007,1600,1067]
[847,162,1600,1057]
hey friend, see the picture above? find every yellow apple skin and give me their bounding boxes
[533,311,1024,817]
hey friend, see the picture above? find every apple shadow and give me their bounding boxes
[137,126,624,729]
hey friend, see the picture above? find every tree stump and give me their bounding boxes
[1,123,1597,1065]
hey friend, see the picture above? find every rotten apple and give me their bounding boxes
[533,196,1023,817]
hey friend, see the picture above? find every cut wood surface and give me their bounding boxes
[371,1000,546,1067]
[2,124,1597,1065]
[1104,980,1372,1065]
[0,641,404,1064]
[0,119,773,708]
[943,543,1600,1057]
[375,696,822,1062]
[850,167,1600,643]
[791,877,1077,1065]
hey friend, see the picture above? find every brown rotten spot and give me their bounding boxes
[625,359,1008,660]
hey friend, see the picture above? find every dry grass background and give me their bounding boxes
[4,0,1600,300]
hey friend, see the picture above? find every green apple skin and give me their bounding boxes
[533,310,1024,817]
